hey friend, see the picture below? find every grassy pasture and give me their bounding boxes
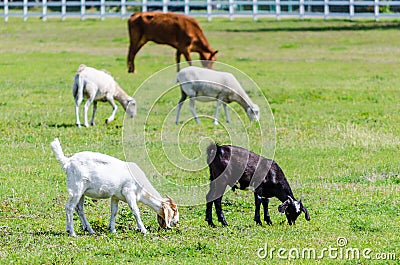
[0,17,399,264]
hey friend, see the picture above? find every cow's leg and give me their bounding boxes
[254,193,263,225]
[182,49,193,67]
[262,197,272,225]
[176,91,187,125]
[214,196,228,226]
[176,51,182,72]
[127,34,147,73]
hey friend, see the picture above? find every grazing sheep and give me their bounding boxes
[73,64,136,127]
[50,138,179,236]
[206,143,310,227]
[175,66,260,125]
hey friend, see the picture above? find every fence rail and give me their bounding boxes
[1,0,400,21]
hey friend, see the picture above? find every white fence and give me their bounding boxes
[1,0,400,22]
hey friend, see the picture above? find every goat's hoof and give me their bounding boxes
[220,221,228,227]
[255,221,262,226]
[75,123,81,128]
[207,222,217,228]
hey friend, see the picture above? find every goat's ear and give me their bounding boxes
[302,205,310,221]
[163,203,172,229]
[278,200,289,213]
[157,214,166,228]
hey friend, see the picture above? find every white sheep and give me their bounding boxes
[175,66,260,125]
[73,64,136,127]
[50,138,179,236]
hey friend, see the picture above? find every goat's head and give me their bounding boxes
[200,50,218,69]
[246,104,260,122]
[157,196,179,229]
[278,196,310,225]
[125,98,137,118]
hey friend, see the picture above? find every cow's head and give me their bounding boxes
[200,50,218,69]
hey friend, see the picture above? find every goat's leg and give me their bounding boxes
[175,91,187,125]
[75,196,95,235]
[189,98,200,124]
[223,103,231,123]
[254,193,263,225]
[90,101,97,126]
[262,197,272,225]
[125,194,147,234]
[105,97,118,124]
[65,195,82,237]
[205,201,216,227]
[214,196,228,226]
[109,197,119,233]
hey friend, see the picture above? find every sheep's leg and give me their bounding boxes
[205,201,216,227]
[109,197,119,233]
[213,100,223,125]
[223,103,231,123]
[75,196,95,235]
[189,98,200,124]
[90,101,97,126]
[105,97,118,124]
[214,196,228,226]
[175,91,187,125]
[125,194,147,234]
[75,99,82,128]
[83,98,94,128]
[262,197,272,225]
[254,193,263,225]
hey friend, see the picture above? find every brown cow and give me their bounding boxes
[127,12,218,73]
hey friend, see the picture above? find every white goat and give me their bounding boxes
[50,138,179,236]
[73,64,137,127]
[175,66,260,125]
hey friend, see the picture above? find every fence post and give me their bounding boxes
[374,0,379,21]
[253,0,258,21]
[121,0,126,18]
[23,0,28,21]
[229,0,234,20]
[184,0,190,15]
[42,0,47,21]
[299,0,304,19]
[207,0,212,21]
[163,0,168,13]
[349,0,354,20]
[61,0,66,21]
[100,0,105,20]
[275,0,281,20]
[81,0,86,20]
[4,0,8,22]
[142,0,147,12]
[324,0,329,20]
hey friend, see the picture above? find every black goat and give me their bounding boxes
[205,143,310,227]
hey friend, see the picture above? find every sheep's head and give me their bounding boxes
[157,196,179,229]
[246,104,260,122]
[125,98,137,118]
[278,196,310,225]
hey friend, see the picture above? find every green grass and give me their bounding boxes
[0,17,399,264]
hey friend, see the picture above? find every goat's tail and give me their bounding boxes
[50,138,69,171]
